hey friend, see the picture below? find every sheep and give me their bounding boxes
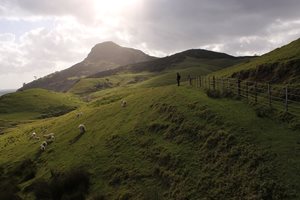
[30,132,40,140]
[42,141,48,146]
[76,112,83,118]
[40,141,48,151]
[46,135,55,143]
[31,132,36,138]
[78,124,86,134]
[40,144,46,151]
[121,100,127,107]
[43,133,54,139]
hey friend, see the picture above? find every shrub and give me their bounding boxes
[10,159,37,183]
[254,106,274,118]
[205,89,222,98]
[0,179,22,200]
[32,168,90,200]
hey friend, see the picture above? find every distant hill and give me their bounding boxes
[0,89,16,97]
[90,49,252,78]
[213,38,300,84]
[0,88,82,120]
[66,49,252,96]
[19,42,155,92]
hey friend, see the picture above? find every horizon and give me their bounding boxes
[1,0,300,89]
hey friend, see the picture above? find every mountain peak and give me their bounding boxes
[93,41,120,49]
[85,41,154,65]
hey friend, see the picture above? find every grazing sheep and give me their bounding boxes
[121,100,127,107]
[40,141,48,151]
[30,132,40,140]
[78,124,86,134]
[31,132,36,137]
[76,112,83,118]
[42,141,47,146]
[46,135,55,143]
[43,133,54,139]
[40,144,46,151]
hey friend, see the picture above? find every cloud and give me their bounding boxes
[0,0,300,89]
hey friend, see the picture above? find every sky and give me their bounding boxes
[0,0,300,89]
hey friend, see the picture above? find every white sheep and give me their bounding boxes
[76,112,83,118]
[30,132,40,140]
[78,124,86,134]
[121,100,127,107]
[40,141,48,151]
[40,144,46,151]
[43,133,54,139]
[46,135,55,143]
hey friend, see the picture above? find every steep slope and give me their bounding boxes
[20,42,155,92]
[0,79,299,199]
[214,38,300,84]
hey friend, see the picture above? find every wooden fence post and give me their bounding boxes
[222,79,224,94]
[268,83,272,107]
[246,82,249,101]
[237,79,241,96]
[285,86,288,112]
[255,82,258,103]
[208,77,211,90]
[227,79,230,92]
[199,76,202,88]
[213,76,216,90]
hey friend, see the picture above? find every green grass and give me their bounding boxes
[0,77,299,199]
[0,88,82,120]
[69,72,154,95]
[213,38,300,83]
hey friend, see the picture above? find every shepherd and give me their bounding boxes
[176,72,181,86]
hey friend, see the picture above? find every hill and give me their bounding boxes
[0,89,16,97]
[0,74,299,199]
[1,40,299,199]
[69,49,252,95]
[19,42,155,92]
[90,49,251,78]
[213,38,300,84]
[0,88,82,121]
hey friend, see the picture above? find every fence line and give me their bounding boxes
[189,76,300,117]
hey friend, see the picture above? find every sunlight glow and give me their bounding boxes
[93,0,141,18]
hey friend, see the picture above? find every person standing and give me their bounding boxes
[177,72,181,86]
[188,74,192,86]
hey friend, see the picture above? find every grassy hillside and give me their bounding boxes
[91,49,252,79]
[71,55,251,96]
[213,38,300,84]
[69,72,152,96]
[0,71,299,199]
[0,88,82,121]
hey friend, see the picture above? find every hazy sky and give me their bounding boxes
[1,0,300,89]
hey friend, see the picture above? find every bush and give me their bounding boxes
[87,193,106,200]
[205,89,222,98]
[10,159,37,183]
[0,179,22,200]
[254,106,274,118]
[39,105,77,119]
[32,168,90,200]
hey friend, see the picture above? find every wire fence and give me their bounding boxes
[188,76,300,117]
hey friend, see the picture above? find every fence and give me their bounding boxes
[189,76,300,117]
